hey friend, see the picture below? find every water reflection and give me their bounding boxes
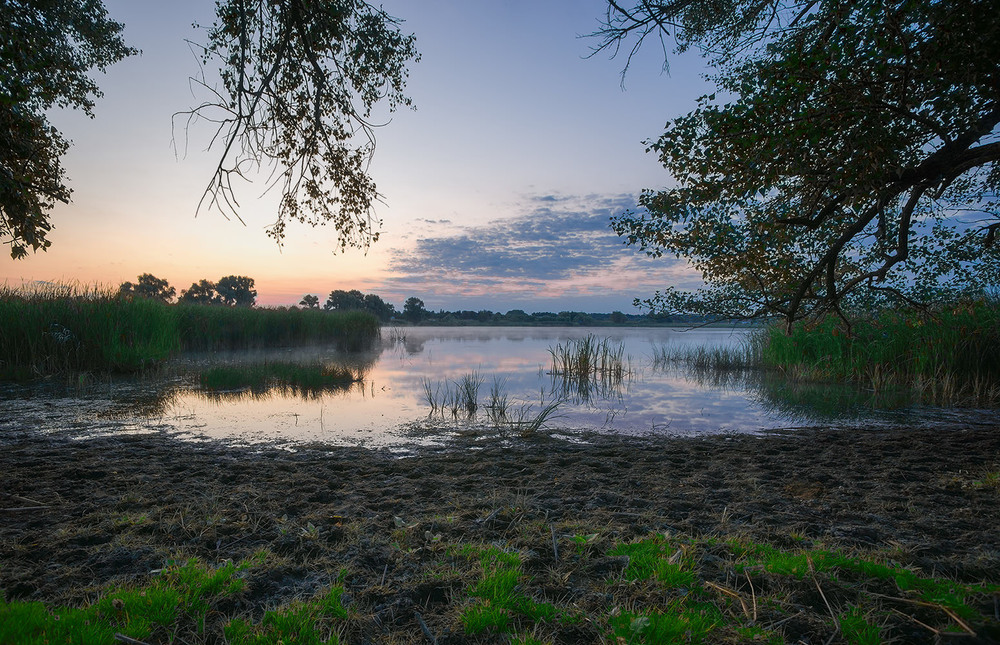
[2,325,992,448]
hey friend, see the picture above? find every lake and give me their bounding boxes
[1,325,990,451]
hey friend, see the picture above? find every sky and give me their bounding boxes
[2,1,714,312]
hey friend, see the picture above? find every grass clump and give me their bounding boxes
[198,362,361,398]
[460,546,559,635]
[650,334,763,372]
[548,335,630,379]
[0,554,348,645]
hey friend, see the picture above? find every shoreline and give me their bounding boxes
[3,423,999,642]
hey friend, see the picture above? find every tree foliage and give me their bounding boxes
[1,0,136,259]
[182,0,418,250]
[215,275,257,307]
[299,293,320,308]
[402,296,425,322]
[324,288,395,320]
[179,279,221,305]
[119,273,176,303]
[596,0,1000,330]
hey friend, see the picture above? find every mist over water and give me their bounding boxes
[3,326,990,451]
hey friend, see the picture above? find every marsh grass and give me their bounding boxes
[548,335,632,381]
[198,362,362,399]
[0,285,179,378]
[548,335,634,403]
[0,285,379,379]
[650,331,765,373]
[420,372,562,436]
[764,302,1000,405]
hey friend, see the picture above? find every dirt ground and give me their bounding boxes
[2,421,999,643]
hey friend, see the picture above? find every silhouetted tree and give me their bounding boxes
[216,275,257,307]
[119,273,176,303]
[179,280,220,305]
[597,1,1000,329]
[5,1,417,259]
[299,294,320,308]
[402,296,426,323]
[362,293,396,322]
[324,289,365,312]
[1,1,136,259]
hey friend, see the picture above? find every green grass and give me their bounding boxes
[198,362,362,397]
[460,546,560,635]
[763,301,1000,404]
[650,335,763,372]
[0,285,380,379]
[0,554,350,645]
[548,334,632,381]
[4,532,998,644]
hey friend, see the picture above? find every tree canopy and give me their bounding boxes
[182,0,418,250]
[2,0,417,260]
[215,275,257,307]
[597,0,1000,330]
[1,0,136,259]
[119,273,176,303]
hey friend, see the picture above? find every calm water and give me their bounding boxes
[1,326,989,450]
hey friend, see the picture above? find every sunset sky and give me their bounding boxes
[2,0,713,312]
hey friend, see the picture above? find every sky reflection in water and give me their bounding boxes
[5,325,977,450]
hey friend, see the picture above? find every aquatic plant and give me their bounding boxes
[0,284,380,379]
[198,361,361,399]
[763,302,1000,406]
[548,335,631,380]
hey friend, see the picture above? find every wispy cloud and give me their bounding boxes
[384,194,702,311]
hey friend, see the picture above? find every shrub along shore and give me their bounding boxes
[0,287,379,380]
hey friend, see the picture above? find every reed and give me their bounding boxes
[650,334,764,372]
[0,285,380,379]
[198,362,361,394]
[763,301,1000,405]
[0,284,179,378]
[548,335,631,381]
[176,305,378,352]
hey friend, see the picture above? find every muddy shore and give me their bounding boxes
[2,422,999,642]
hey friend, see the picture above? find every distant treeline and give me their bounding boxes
[117,274,727,326]
[305,291,734,327]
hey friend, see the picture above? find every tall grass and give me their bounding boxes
[0,285,380,379]
[764,301,1000,404]
[198,362,362,400]
[650,334,764,372]
[0,285,179,377]
[548,335,632,381]
[548,335,633,402]
[176,304,378,352]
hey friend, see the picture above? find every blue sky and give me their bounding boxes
[2,1,712,312]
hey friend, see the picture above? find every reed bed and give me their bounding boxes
[650,334,764,372]
[199,362,361,393]
[764,302,1000,405]
[176,305,379,352]
[0,285,179,378]
[0,285,380,379]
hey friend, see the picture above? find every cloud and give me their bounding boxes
[384,194,702,310]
